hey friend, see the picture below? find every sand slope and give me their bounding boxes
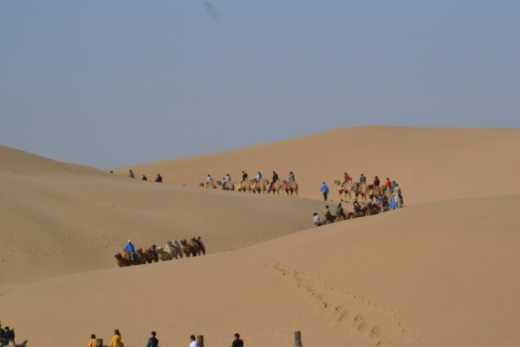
[1,195,519,347]
[0,145,322,285]
[123,127,520,204]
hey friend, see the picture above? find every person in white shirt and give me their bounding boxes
[189,335,198,347]
[206,174,213,183]
[312,212,321,227]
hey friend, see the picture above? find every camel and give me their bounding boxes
[286,180,298,195]
[157,247,173,261]
[192,236,206,255]
[115,253,131,267]
[217,180,235,191]
[166,240,184,259]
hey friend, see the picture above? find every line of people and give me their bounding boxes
[115,238,206,267]
[203,170,298,195]
[128,169,163,183]
[88,329,244,347]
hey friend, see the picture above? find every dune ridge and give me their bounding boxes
[123,127,520,205]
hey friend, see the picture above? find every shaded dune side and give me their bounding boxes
[123,127,520,205]
[0,147,323,285]
[1,196,519,347]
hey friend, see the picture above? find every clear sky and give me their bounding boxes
[1,0,519,168]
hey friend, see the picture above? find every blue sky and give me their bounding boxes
[1,0,518,168]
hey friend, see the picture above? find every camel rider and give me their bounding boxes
[241,171,248,182]
[343,172,352,184]
[272,171,279,183]
[207,174,213,183]
[336,202,347,219]
[124,240,136,262]
[359,174,367,184]
[385,177,392,190]
[129,169,135,179]
[155,174,163,183]
[373,176,380,187]
[256,171,263,182]
[288,171,296,184]
[142,174,148,181]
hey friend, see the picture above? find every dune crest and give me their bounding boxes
[123,127,520,204]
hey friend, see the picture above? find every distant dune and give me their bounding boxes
[1,127,520,347]
[123,127,520,204]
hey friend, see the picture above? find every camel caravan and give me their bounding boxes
[313,173,404,226]
[200,170,299,195]
[114,238,206,267]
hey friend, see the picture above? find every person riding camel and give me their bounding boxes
[241,170,248,182]
[124,240,136,262]
[385,177,392,190]
[129,169,135,179]
[256,171,263,182]
[324,205,335,223]
[343,172,352,185]
[155,174,163,183]
[142,174,148,181]
[359,173,367,184]
[336,202,347,220]
[353,199,363,215]
[270,171,279,191]
[373,176,380,187]
[288,171,296,184]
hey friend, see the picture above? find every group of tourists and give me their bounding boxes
[128,169,163,183]
[0,323,16,347]
[203,170,298,195]
[115,238,206,267]
[88,329,244,347]
[313,172,404,226]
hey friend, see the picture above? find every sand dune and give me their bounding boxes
[1,127,519,347]
[123,127,520,204]
[0,145,322,286]
[1,195,519,347]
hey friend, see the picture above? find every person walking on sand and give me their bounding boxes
[111,329,123,347]
[189,335,198,347]
[88,334,97,347]
[231,333,244,347]
[147,331,159,347]
[320,182,330,201]
[129,169,135,179]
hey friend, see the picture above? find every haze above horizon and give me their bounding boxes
[1,0,519,168]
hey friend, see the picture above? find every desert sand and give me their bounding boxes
[1,127,519,347]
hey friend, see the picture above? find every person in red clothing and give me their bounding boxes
[385,177,392,189]
[343,172,352,185]
[373,176,380,187]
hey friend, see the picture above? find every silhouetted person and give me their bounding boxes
[189,335,198,347]
[155,174,163,183]
[231,333,244,347]
[142,175,148,181]
[147,331,159,347]
[129,169,135,179]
